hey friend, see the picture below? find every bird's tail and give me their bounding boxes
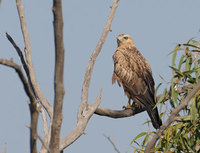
[146,107,162,129]
[133,92,162,129]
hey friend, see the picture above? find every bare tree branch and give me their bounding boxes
[0,58,39,153]
[60,90,102,150]
[2,0,119,152]
[6,32,37,97]
[78,0,119,120]
[145,80,200,153]
[16,0,53,119]
[95,106,145,118]
[104,134,121,153]
[60,0,119,151]
[94,83,195,119]
[49,0,65,152]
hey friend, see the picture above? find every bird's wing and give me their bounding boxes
[113,46,155,107]
[113,46,162,129]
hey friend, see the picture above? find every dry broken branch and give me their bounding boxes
[145,80,200,153]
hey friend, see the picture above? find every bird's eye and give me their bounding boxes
[124,36,128,40]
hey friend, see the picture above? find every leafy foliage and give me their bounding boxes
[131,39,200,152]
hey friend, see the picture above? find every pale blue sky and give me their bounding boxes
[0,0,200,153]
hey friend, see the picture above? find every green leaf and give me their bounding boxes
[183,69,196,75]
[183,137,194,152]
[154,83,162,102]
[189,39,200,46]
[169,66,184,77]
[142,133,149,147]
[191,49,200,53]
[178,54,185,70]
[170,79,178,107]
[190,97,198,123]
[195,139,200,152]
[131,132,147,144]
[143,120,151,125]
[185,56,193,71]
[171,44,182,68]
[194,60,200,83]
[180,135,189,152]
[183,43,200,50]
[154,88,167,109]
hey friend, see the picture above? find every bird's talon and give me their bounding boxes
[122,105,134,110]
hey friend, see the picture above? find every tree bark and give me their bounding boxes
[49,0,65,152]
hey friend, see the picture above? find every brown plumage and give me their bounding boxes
[112,34,162,129]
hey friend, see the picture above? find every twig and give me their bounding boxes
[145,80,200,153]
[104,134,121,153]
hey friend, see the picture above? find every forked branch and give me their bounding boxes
[61,0,119,151]
[78,0,119,119]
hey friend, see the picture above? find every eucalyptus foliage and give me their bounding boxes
[131,39,200,153]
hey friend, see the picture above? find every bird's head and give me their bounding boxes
[117,34,135,47]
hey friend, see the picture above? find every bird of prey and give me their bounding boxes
[112,34,162,129]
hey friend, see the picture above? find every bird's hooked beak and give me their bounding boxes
[117,38,121,45]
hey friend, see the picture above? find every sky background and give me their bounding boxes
[0,0,200,153]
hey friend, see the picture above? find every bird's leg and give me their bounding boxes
[123,98,133,109]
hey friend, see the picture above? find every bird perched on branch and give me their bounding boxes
[112,34,162,129]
